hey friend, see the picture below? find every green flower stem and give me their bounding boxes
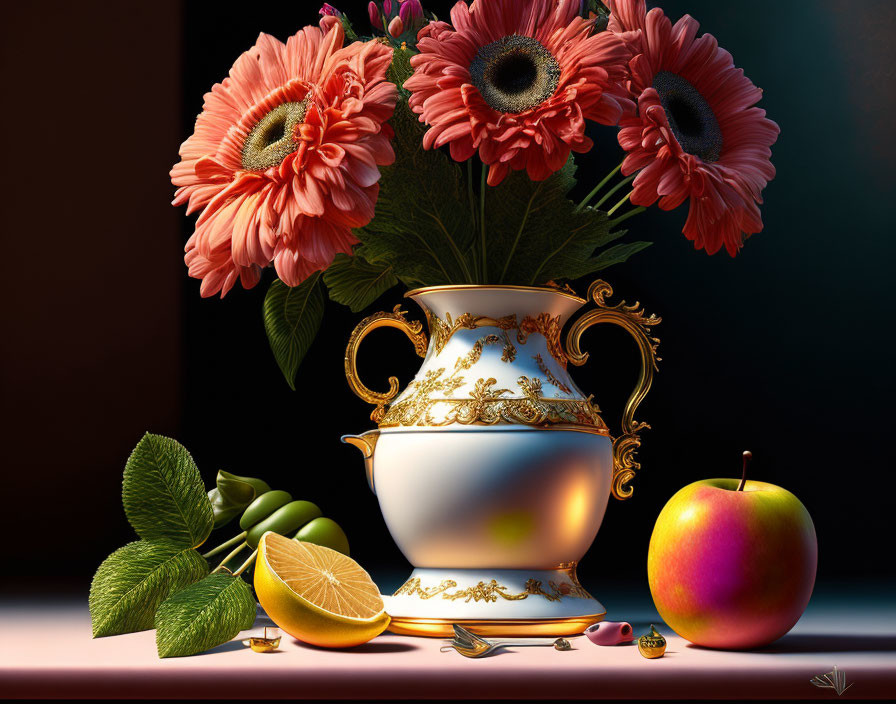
[467,160,477,229]
[431,215,474,283]
[480,161,487,283]
[576,161,623,213]
[467,159,481,281]
[608,205,647,229]
[201,531,247,559]
[499,180,545,283]
[606,190,634,216]
[233,549,258,577]
[594,174,635,210]
[214,542,247,572]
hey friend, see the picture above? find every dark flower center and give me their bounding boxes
[241,97,310,171]
[652,72,722,163]
[469,35,561,114]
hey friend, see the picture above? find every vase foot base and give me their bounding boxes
[383,566,605,637]
[387,613,606,638]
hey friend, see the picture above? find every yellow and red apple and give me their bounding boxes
[647,453,817,649]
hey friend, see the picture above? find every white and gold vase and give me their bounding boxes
[342,280,660,637]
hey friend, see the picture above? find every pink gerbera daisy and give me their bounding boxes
[171,17,397,296]
[607,0,779,256]
[404,0,633,186]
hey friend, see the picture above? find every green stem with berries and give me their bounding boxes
[233,549,258,577]
[215,542,248,572]
[201,531,247,559]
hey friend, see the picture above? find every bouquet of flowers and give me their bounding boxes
[171,0,778,388]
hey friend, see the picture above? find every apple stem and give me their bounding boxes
[737,451,752,491]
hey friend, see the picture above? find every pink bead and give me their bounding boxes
[584,621,634,646]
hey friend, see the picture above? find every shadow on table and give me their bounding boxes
[196,640,255,656]
[295,639,420,654]
[687,633,896,654]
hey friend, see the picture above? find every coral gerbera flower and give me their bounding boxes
[404,0,633,186]
[171,17,397,296]
[607,0,779,256]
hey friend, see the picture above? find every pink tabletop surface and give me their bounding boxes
[1,601,894,700]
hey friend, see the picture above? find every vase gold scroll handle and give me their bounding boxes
[565,280,661,500]
[345,305,429,423]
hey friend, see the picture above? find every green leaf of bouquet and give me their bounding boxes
[484,159,644,285]
[338,14,359,43]
[324,252,399,312]
[89,540,208,638]
[123,433,214,548]
[155,573,257,658]
[354,99,475,287]
[573,240,654,275]
[263,273,325,391]
[387,45,414,97]
[208,471,271,530]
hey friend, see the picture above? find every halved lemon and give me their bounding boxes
[255,532,390,648]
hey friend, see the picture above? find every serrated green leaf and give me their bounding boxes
[123,433,214,548]
[484,158,637,285]
[208,471,271,530]
[324,252,399,312]
[155,573,257,658]
[338,14,359,43]
[89,540,208,638]
[571,240,653,275]
[353,99,476,287]
[387,45,414,98]
[263,273,325,390]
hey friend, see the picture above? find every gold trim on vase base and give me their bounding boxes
[394,576,593,603]
[405,283,587,304]
[386,613,606,638]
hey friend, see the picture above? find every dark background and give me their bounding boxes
[2,0,894,599]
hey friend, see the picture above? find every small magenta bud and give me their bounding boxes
[407,0,423,20]
[399,1,411,24]
[383,0,392,16]
[368,1,379,26]
[319,3,341,17]
[388,15,404,36]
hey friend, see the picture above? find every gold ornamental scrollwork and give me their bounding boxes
[565,279,661,500]
[518,313,568,367]
[379,373,608,431]
[428,311,567,367]
[393,577,458,600]
[392,577,593,604]
[533,353,572,394]
[429,311,519,355]
[344,305,429,423]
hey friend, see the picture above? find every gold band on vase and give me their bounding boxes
[386,613,606,638]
